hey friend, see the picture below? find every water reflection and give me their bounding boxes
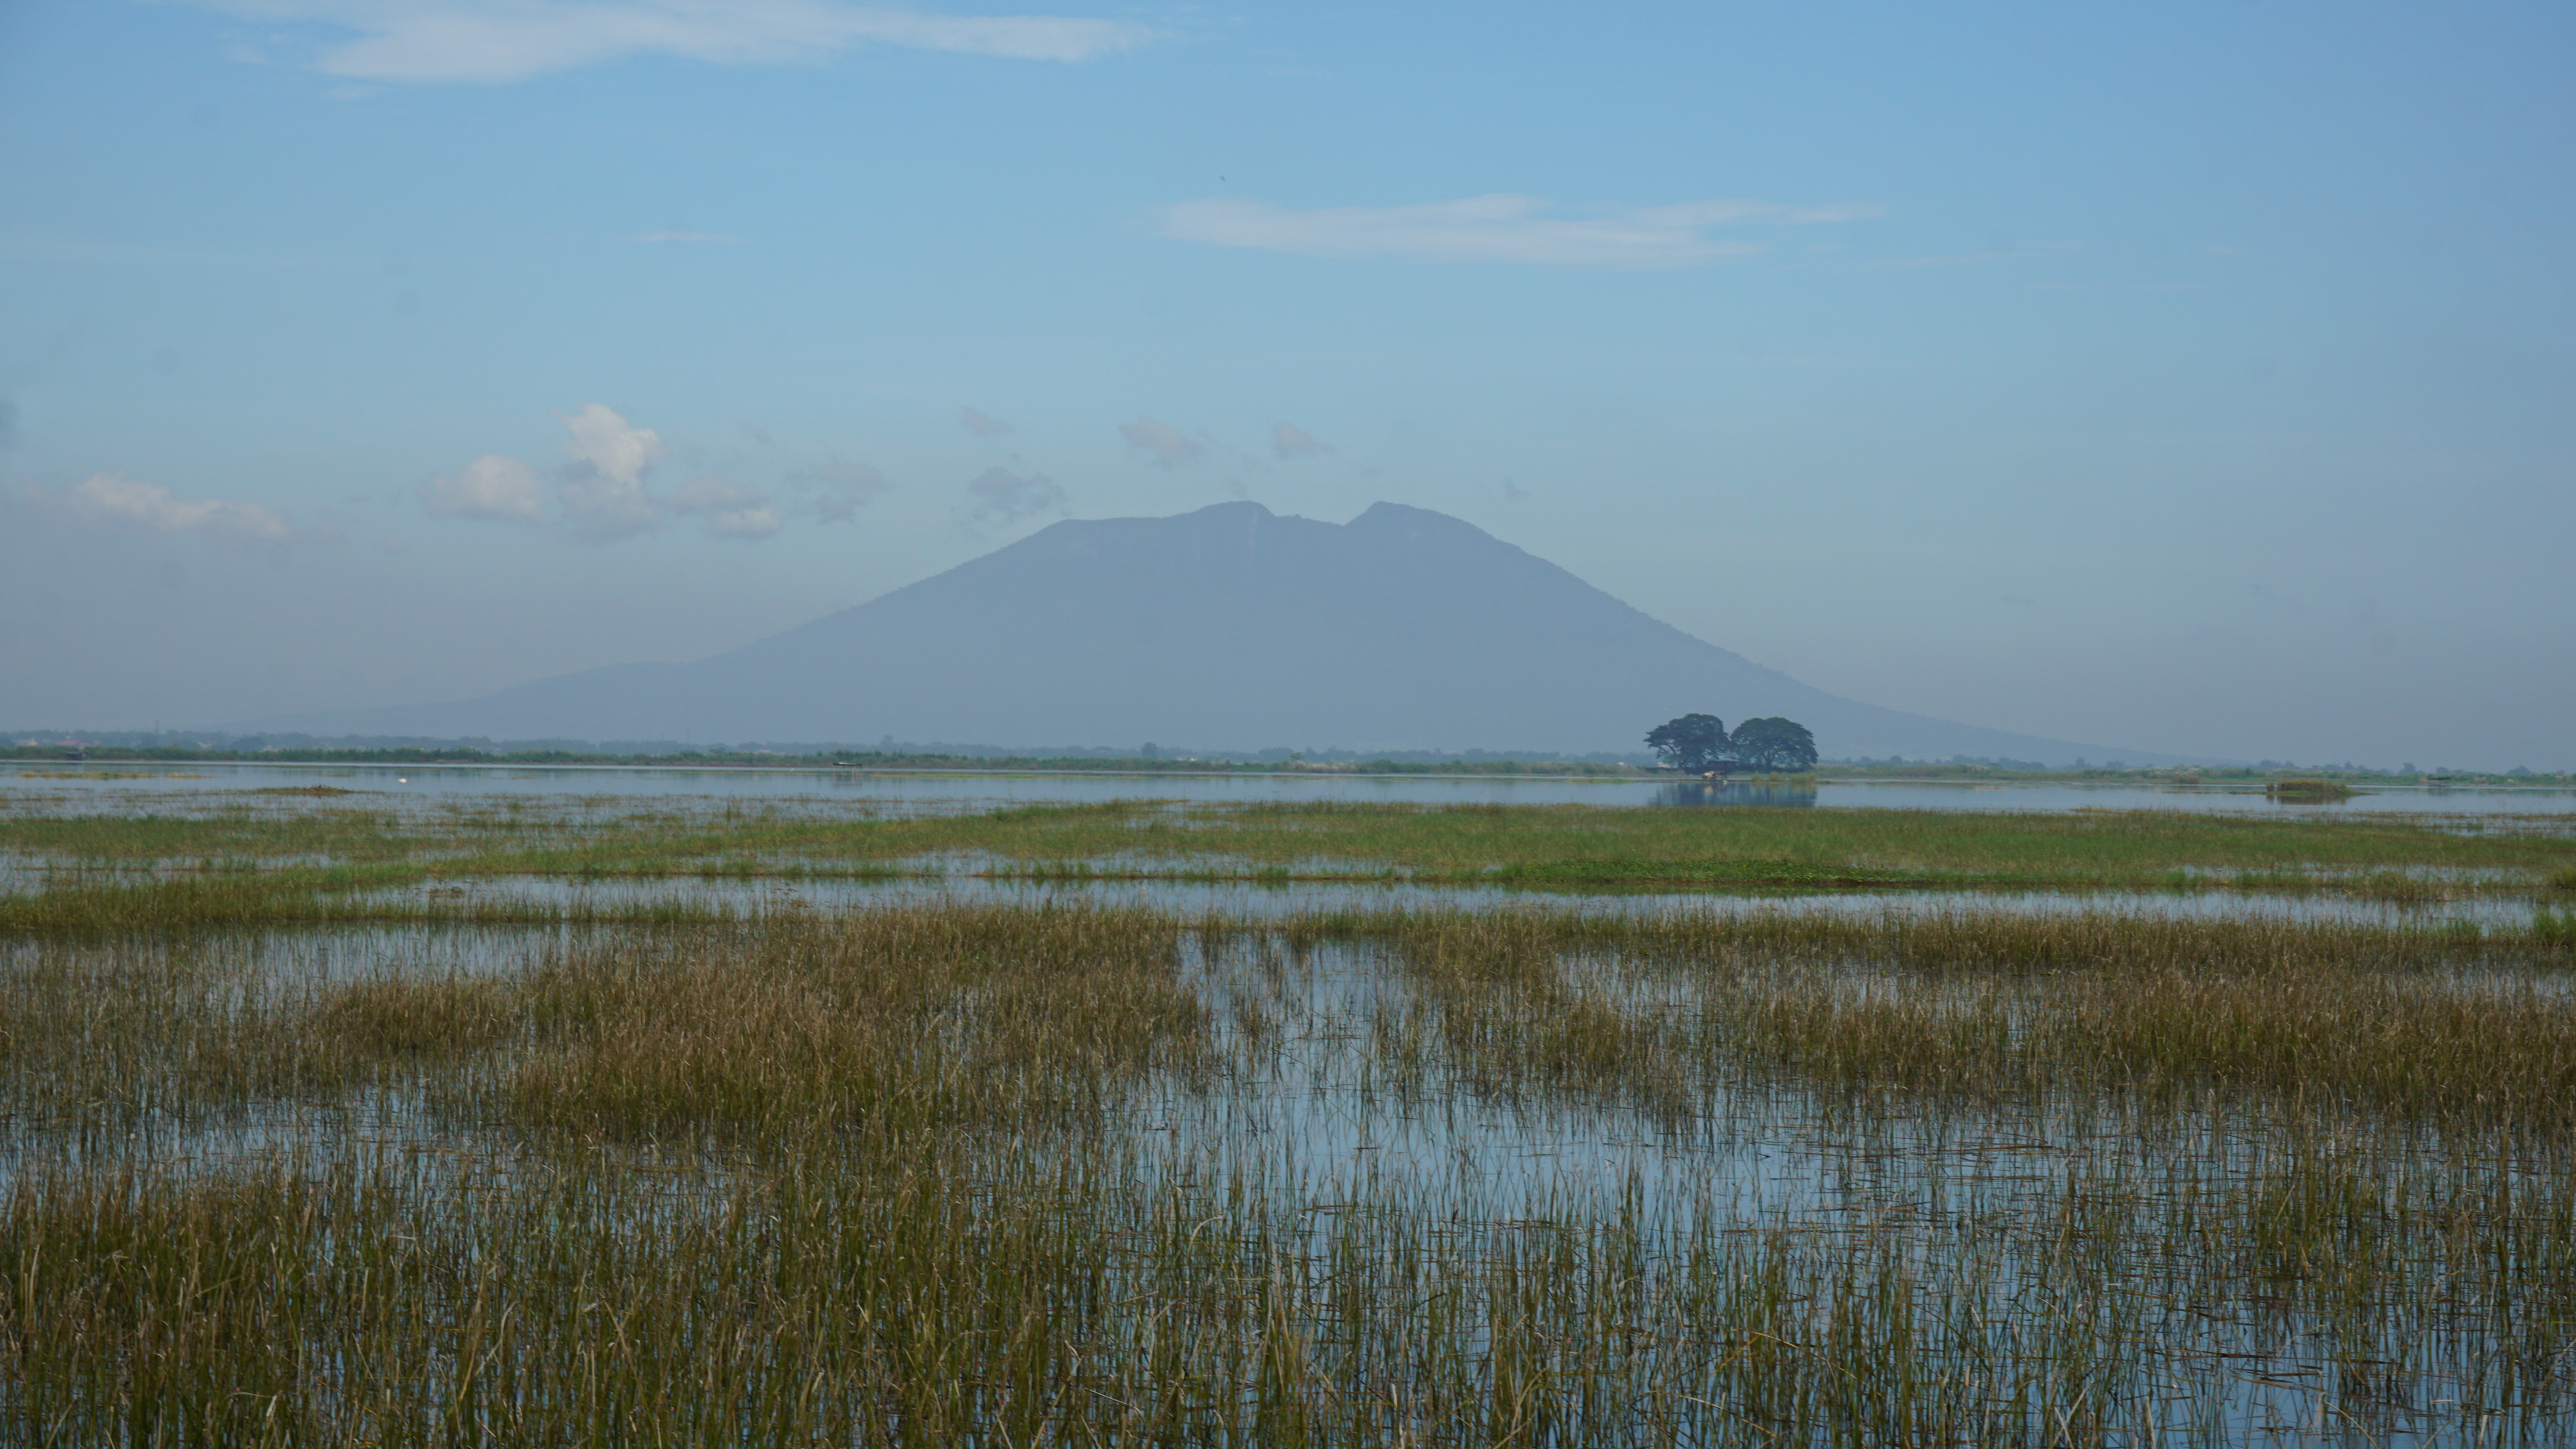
[1648,779,1817,808]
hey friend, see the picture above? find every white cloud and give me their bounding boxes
[555,402,665,537]
[960,406,1012,438]
[559,402,665,485]
[420,453,545,521]
[966,466,1062,523]
[1160,194,1879,269]
[1271,422,1329,460]
[422,405,828,540]
[1119,416,1201,467]
[199,2,1152,85]
[52,472,292,541]
[668,472,781,537]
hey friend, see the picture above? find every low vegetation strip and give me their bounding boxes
[6,795,2573,899]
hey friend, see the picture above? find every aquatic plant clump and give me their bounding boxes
[2266,777,2359,803]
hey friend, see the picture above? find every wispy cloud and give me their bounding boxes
[423,404,787,541]
[1160,194,1879,269]
[1119,416,1201,467]
[422,405,877,541]
[966,466,1062,524]
[1271,422,1329,460]
[960,406,1012,438]
[794,456,892,522]
[667,472,781,537]
[38,473,293,542]
[421,453,545,521]
[198,2,1154,85]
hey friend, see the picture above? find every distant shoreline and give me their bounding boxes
[3,749,2567,790]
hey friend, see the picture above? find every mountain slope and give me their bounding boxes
[262,501,2173,764]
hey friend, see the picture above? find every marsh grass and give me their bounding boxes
[498,906,1208,1145]
[9,796,2575,900]
[1340,909,2576,1132]
[7,875,2576,1440]
[0,866,767,934]
[2266,778,2358,803]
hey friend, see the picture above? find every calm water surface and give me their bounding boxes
[6,760,2570,816]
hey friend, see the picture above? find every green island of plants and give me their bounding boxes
[3,793,2573,935]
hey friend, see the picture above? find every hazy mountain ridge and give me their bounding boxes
[257,502,2182,766]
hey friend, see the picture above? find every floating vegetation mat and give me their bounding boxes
[4,896,2575,1445]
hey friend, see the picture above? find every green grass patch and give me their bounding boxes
[7,795,2575,901]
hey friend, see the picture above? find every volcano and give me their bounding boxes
[263,501,2164,764]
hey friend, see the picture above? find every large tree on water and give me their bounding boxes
[1645,714,1729,772]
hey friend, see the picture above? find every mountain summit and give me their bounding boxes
[269,502,2159,763]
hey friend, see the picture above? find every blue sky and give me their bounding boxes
[2,0,2570,766]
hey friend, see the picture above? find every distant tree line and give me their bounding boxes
[1645,714,1819,773]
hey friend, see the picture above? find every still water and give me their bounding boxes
[377,873,2557,930]
[6,761,2571,816]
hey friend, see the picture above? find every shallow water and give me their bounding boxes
[375,871,2560,929]
[8,759,2572,817]
[0,850,2547,930]
[10,906,2566,1441]
[12,917,2552,1443]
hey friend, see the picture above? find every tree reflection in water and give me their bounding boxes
[1651,780,1820,809]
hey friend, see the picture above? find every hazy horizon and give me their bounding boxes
[4,3,2570,770]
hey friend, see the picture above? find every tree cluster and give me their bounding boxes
[1644,714,1818,773]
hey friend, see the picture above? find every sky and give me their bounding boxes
[1,0,2570,768]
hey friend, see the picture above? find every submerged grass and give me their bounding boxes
[34,1129,2562,1448]
[500,906,1206,1144]
[8,829,2576,1440]
[1349,907,2576,1132]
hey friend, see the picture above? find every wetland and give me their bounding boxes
[4,773,2575,1443]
